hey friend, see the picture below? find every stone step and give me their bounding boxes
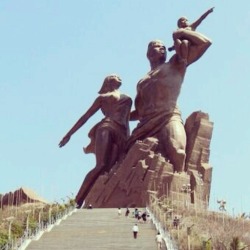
[26,208,167,250]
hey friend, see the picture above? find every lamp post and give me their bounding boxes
[147,190,157,213]
[61,198,67,217]
[37,206,44,230]
[217,199,226,212]
[69,192,74,207]
[25,210,31,237]
[198,172,203,185]
[53,200,59,220]
[187,224,194,250]
[48,206,52,225]
[181,184,191,192]
[217,199,226,228]
[5,216,15,240]
[193,172,204,212]
[0,195,3,220]
[181,184,192,209]
[66,195,73,209]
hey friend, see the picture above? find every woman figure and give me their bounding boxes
[59,74,132,208]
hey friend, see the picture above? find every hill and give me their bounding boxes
[149,195,250,249]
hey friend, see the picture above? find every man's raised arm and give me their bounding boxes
[173,29,212,66]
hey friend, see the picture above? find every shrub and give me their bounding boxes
[11,221,24,238]
[0,232,8,248]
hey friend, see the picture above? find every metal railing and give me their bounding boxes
[146,206,178,250]
[0,205,76,250]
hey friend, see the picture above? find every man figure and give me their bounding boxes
[132,223,139,239]
[173,216,179,229]
[127,28,211,172]
[155,232,163,249]
[59,74,132,208]
[125,207,130,218]
[118,207,122,216]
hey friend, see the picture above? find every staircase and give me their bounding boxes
[25,208,166,250]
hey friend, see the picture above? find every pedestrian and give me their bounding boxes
[132,223,139,239]
[137,211,142,222]
[141,211,147,223]
[155,232,163,250]
[125,207,130,218]
[134,208,139,219]
[173,216,179,229]
[118,207,122,216]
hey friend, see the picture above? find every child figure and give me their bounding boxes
[168,7,214,64]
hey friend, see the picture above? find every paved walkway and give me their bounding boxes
[26,208,167,250]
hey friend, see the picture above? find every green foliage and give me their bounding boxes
[0,199,74,248]
[69,198,76,207]
[11,222,24,238]
[28,217,38,233]
[0,232,8,248]
[22,216,38,233]
[41,213,50,225]
[149,195,250,249]
[205,240,212,250]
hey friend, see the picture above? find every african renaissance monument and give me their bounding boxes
[59,8,214,209]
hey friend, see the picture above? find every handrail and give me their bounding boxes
[17,205,76,250]
[146,206,179,250]
[0,205,76,250]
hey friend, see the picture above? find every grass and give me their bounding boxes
[0,199,75,248]
[1,196,250,249]
[149,196,250,249]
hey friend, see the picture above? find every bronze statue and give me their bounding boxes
[127,26,212,173]
[59,74,132,207]
[168,7,214,64]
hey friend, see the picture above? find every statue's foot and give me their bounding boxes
[75,203,83,209]
[168,46,175,52]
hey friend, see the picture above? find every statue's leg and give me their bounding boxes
[174,39,182,58]
[75,127,115,207]
[174,29,212,64]
[104,143,118,172]
[75,167,103,207]
[174,38,190,64]
[159,120,186,173]
[95,127,114,170]
[180,39,189,64]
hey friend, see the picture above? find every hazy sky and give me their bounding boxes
[1,0,250,215]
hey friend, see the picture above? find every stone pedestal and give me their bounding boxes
[84,111,213,209]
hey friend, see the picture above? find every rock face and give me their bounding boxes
[84,111,213,208]
[184,111,213,207]
[1,187,48,207]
